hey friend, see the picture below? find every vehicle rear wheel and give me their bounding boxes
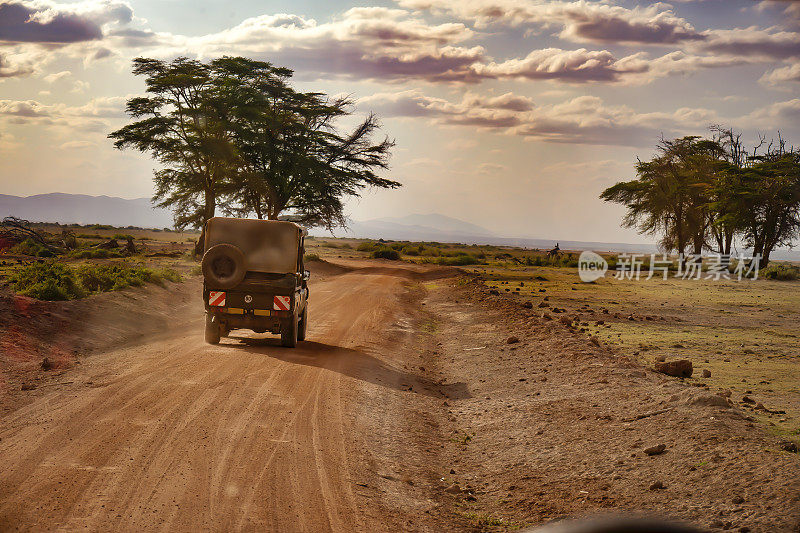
[281,315,298,348]
[205,313,221,345]
[298,307,308,341]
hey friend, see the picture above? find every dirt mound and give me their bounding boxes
[0,277,200,414]
[305,258,353,278]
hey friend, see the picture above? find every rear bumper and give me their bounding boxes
[210,308,289,334]
[203,284,302,334]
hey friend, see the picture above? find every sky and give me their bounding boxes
[1,0,799,242]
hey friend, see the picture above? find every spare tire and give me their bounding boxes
[201,243,246,289]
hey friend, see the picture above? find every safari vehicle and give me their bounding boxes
[201,217,309,347]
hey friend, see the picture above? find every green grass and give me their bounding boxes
[9,261,182,301]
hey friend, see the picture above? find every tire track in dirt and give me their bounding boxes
[0,265,444,532]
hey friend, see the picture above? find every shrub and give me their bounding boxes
[371,247,400,260]
[12,238,56,258]
[9,261,181,300]
[401,245,422,256]
[761,264,800,281]
[356,242,377,252]
[420,246,441,257]
[304,253,321,262]
[9,261,86,300]
[158,268,183,284]
[112,233,135,241]
[69,248,122,259]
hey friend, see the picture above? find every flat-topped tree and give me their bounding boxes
[110,56,399,252]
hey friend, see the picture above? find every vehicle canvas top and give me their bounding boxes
[205,217,303,274]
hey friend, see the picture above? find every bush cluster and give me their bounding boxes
[9,261,182,301]
[371,247,400,260]
[761,264,800,281]
[69,248,123,259]
[433,253,480,266]
[11,238,56,258]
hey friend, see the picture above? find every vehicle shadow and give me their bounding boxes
[229,337,471,400]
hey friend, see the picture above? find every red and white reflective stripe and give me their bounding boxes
[273,295,290,311]
[209,291,226,306]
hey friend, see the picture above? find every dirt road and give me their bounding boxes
[2,261,799,532]
[0,264,455,531]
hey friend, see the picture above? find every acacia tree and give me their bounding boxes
[708,126,753,255]
[109,58,236,251]
[604,130,800,268]
[717,138,800,267]
[221,71,398,228]
[601,136,721,258]
[111,55,398,248]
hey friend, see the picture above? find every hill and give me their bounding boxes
[0,193,174,229]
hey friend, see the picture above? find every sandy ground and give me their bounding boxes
[0,260,798,532]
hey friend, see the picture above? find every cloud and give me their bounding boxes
[0,0,133,44]
[397,0,704,45]
[44,70,71,83]
[0,99,50,117]
[0,50,34,77]
[473,48,648,83]
[699,27,800,60]
[0,96,126,131]
[60,140,95,149]
[2,2,765,86]
[360,90,720,146]
[360,90,529,127]
[477,162,507,174]
[756,1,800,29]
[463,92,534,112]
[468,48,745,85]
[760,62,800,85]
[747,98,800,126]
[445,138,478,150]
[141,8,488,83]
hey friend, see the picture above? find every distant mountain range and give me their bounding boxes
[3,193,798,260]
[0,193,174,229]
[326,213,496,242]
[322,216,661,254]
